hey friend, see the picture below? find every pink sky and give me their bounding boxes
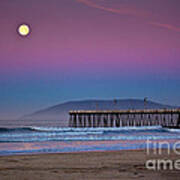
[0,0,180,119]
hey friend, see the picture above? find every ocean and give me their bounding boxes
[0,126,180,155]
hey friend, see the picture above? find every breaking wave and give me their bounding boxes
[0,126,180,142]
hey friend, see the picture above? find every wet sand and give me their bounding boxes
[0,149,179,180]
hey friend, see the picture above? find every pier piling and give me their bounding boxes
[69,109,180,128]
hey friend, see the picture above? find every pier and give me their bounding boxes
[69,109,180,128]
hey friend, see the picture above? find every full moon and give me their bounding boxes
[18,24,31,37]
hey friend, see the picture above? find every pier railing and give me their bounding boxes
[69,109,180,128]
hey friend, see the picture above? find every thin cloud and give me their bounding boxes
[76,0,149,17]
[76,0,180,33]
[149,22,180,33]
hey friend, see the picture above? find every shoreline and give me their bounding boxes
[0,148,145,157]
[1,138,179,156]
[0,138,179,157]
[0,149,179,180]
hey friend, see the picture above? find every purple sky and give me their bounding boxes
[0,0,180,119]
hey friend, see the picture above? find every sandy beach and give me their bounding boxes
[0,149,179,180]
